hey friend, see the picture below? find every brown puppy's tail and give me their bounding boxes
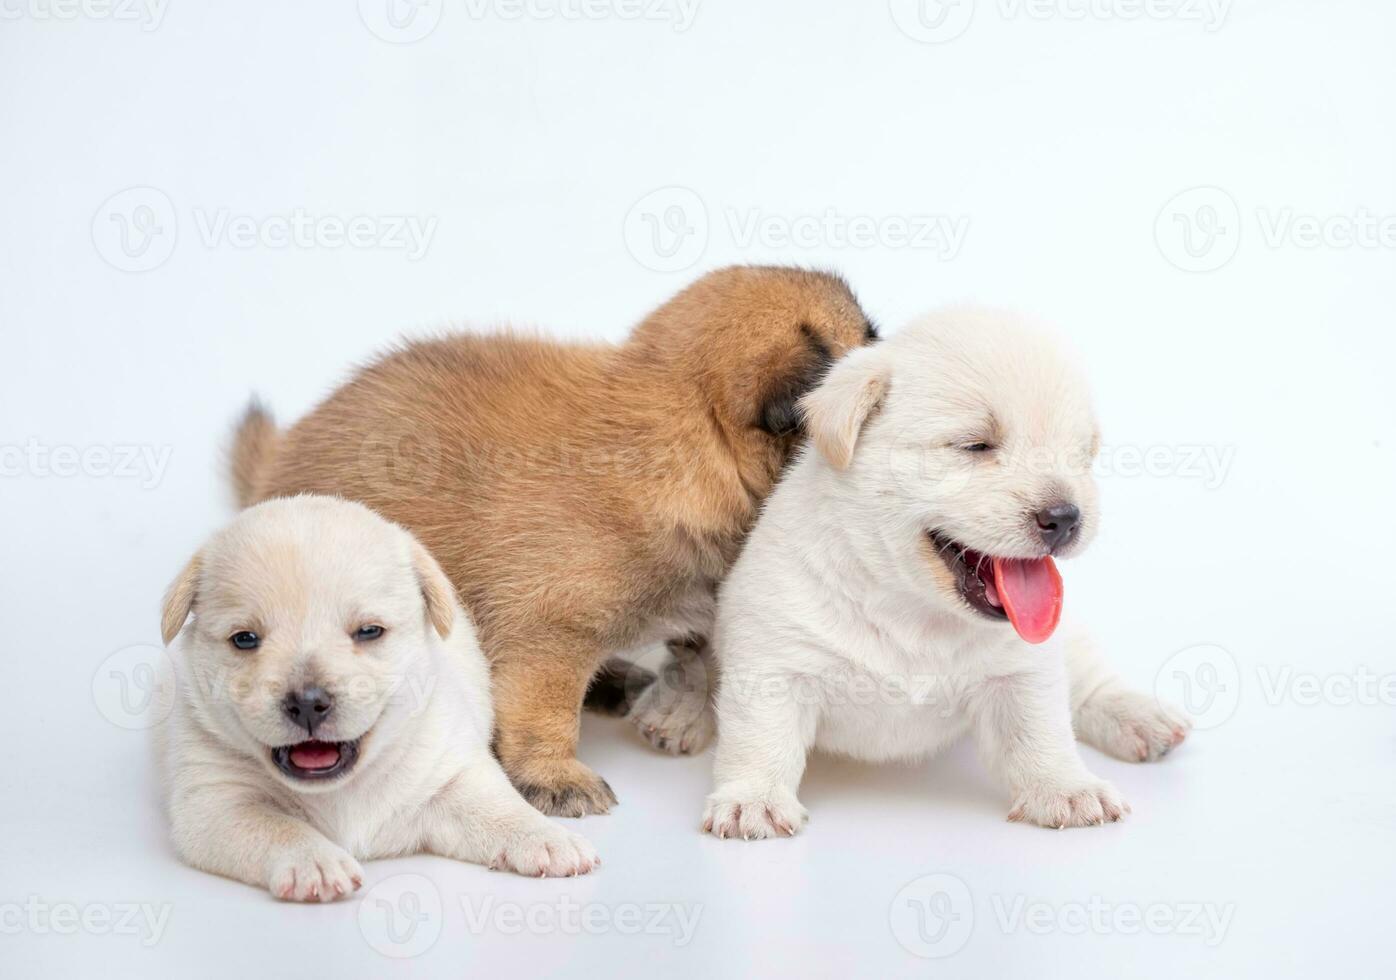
[229,398,279,507]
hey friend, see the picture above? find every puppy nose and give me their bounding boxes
[1035,502,1081,552]
[282,687,333,736]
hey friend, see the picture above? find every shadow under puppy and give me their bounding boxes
[158,496,597,901]
[232,266,877,816]
[704,310,1191,838]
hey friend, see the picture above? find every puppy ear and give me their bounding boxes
[411,540,457,640]
[161,551,203,646]
[798,346,891,470]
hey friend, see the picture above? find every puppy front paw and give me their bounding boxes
[490,822,599,878]
[1008,779,1129,829]
[702,787,807,841]
[267,841,364,902]
[1075,687,1191,762]
[512,759,618,817]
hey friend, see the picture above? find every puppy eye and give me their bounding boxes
[960,442,994,453]
[354,625,385,642]
[229,631,260,651]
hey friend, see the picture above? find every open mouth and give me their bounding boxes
[270,739,359,781]
[927,531,1064,644]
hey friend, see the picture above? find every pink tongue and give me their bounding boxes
[991,557,1064,645]
[289,742,340,770]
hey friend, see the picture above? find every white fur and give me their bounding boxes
[703,310,1190,838]
[157,496,598,901]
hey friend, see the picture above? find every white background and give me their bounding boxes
[3,1,1394,977]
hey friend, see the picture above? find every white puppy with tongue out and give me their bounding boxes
[703,310,1190,837]
[157,495,598,901]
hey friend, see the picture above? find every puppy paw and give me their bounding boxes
[631,686,716,756]
[702,786,807,841]
[628,642,715,756]
[267,840,364,902]
[1075,686,1191,762]
[1008,778,1129,829]
[490,822,600,878]
[513,760,618,817]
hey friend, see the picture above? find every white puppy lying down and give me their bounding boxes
[158,495,598,901]
[703,310,1190,837]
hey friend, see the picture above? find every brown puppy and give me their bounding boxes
[233,266,875,816]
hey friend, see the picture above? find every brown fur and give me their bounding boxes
[233,265,875,815]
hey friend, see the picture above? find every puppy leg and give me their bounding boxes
[702,666,815,840]
[629,636,718,755]
[583,656,656,717]
[170,785,363,902]
[492,636,618,817]
[424,754,599,877]
[970,670,1128,829]
[1067,633,1191,762]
